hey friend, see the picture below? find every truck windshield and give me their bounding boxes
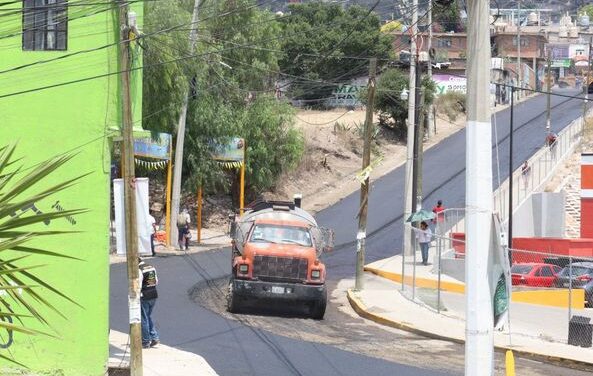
[250,224,312,247]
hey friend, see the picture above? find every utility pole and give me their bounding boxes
[508,86,515,254]
[403,0,418,256]
[516,0,522,100]
[355,58,377,291]
[412,61,423,213]
[426,0,434,139]
[169,0,200,247]
[465,0,494,374]
[119,1,143,374]
[545,48,552,133]
[583,37,592,146]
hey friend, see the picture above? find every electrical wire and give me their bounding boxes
[0,0,438,101]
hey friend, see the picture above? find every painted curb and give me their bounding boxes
[346,289,593,372]
[364,266,585,309]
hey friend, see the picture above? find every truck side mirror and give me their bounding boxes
[322,228,335,253]
[228,214,236,237]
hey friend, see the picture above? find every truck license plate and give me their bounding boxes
[271,286,285,294]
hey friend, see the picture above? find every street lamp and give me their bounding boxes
[400,88,409,101]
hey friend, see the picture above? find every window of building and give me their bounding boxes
[512,37,529,47]
[436,38,452,48]
[22,0,68,51]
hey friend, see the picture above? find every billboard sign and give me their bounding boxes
[211,137,245,162]
[433,74,467,95]
[133,132,171,160]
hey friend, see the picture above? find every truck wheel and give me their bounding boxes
[310,290,327,320]
[227,280,241,313]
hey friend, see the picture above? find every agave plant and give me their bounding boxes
[0,144,86,363]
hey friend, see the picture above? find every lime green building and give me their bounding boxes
[0,1,144,374]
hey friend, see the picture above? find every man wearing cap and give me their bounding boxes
[139,258,159,348]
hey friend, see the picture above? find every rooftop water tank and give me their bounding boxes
[580,15,590,28]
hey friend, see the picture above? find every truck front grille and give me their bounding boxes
[253,255,308,282]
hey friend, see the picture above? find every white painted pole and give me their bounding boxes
[465,0,494,375]
[169,0,200,248]
[426,0,434,139]
[403,0,418,256]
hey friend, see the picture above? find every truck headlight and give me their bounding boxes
[311,270,321,279]
[239,264,249,274]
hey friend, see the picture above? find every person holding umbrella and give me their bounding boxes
[406,210,435,266]
[413,221,433,266]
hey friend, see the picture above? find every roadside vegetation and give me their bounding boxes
[0,145,83,365]
[142,0,392,203]
[434,91,467,122]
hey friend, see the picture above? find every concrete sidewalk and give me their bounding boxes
[348,264,593,370]
[110,227,230,264]
[109,329,218,375]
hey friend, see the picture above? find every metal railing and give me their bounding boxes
[400,230,593,347]
[493,113,586,223]
[396,108,593,350]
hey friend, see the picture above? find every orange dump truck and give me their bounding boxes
[227,198,334,319]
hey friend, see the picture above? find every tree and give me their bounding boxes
[369,68,436,139]
[433,2,465,33]
[580,4,593,19]
[143,0,304,199]
[0,145,83,364]
[278,2,393,103]
[381,20,403,33]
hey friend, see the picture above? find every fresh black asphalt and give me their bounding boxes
[110,89,585,375]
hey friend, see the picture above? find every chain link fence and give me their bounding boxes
[401,220,593,348]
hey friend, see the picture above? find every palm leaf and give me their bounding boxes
[0,145,86,363]
[0,209,88,232]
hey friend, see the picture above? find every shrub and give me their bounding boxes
[435,91,466,122]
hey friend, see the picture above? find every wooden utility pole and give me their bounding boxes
[516,0,522,99]
[119,1,143,374]
[412,60,423,213]
[170,0,200,247]
[417,88,426,204]
[354,58,377,291]
[426,0,434,139]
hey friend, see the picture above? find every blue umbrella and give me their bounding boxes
[405,209,435,223]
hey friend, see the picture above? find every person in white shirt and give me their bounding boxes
[412,221,433,265]
[148,211,157,256]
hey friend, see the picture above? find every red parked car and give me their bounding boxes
[511,263,562,287]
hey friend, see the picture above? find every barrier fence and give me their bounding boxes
[401,222,593,348]
[493,111,587,223]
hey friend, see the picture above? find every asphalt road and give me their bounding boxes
[110,89,587,376]
[110,252,456,376]
[317,88,585,278]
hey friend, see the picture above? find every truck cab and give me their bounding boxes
[227,199,333,319]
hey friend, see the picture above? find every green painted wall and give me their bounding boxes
[0,3,143,375]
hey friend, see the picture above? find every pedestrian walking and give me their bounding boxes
[521,161,531,190]
[139,258,159,348]
[177,208,191,250]
[432,200,445,231]
[148,210,157,256]
[412,221,433,266]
